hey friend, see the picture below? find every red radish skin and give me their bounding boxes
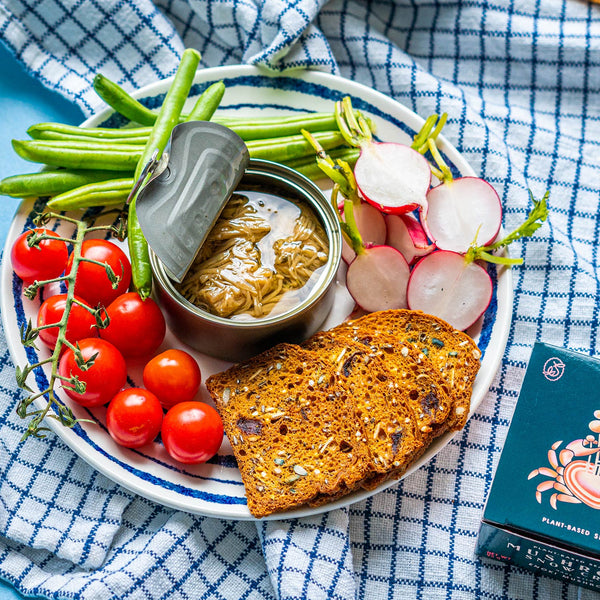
[346,304,368,321]
[346,245,410,312]
[354,142,432,214]
[341,201,387,263]
[406,250,492,331]
[423,177,502,254]
[385,213,434,264]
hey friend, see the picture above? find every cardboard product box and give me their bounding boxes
[476,342,600,591]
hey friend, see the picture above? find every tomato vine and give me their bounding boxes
[15,211,126,440]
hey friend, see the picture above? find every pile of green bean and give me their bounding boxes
[1,49,360,298]
[2,69,359,208]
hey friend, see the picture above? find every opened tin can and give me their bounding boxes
[150,159,342,362]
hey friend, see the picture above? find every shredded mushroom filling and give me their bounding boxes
[177,193,329,319]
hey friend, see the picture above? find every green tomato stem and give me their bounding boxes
[16,213,117,440]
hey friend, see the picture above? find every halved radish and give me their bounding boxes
[336,97,431,215]
[346,245,410,312]
[385,213,434,264]
[406,250,492,331]
[354,142,432,214]
[423,177,502,254]
[341,201,387,263]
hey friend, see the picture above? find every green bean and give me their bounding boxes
[16,139,144,152]
[12,139,141,171]
[245,131,345,162]
[282,161,324,181]
[27,111,353,143]
[129,48,201,300]
[92,74,223,127]
[28,122,150,140]
[47,178,134,210]
[217,113,342,141]
[185,81,225,122]
[31,130,149,145]
[93,74,158,126]
[0,169,129,198]
[12,129,347,174]
[134,50,201,182]
[127,199,150,295]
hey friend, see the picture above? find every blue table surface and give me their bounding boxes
[0,40,84,600]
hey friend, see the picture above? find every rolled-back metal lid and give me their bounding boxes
[135,121,250,283]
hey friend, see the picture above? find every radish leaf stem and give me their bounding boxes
[466,190,549,265]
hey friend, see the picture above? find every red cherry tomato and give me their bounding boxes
[99,292,166,358]
[67,239,131,308]
[106,388,163,448]
[11,228,68,283]
[37,294,98,349]
[161,402,223,464]
[58,338,127,407]
[143,349,201,409]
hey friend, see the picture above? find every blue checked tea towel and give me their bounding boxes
[1,0,600,598]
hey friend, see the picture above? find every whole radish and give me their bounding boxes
[335,96,432,215]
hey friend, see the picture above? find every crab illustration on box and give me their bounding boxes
[529,410,600,510]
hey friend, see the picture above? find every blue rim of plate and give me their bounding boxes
[8,70,500,517]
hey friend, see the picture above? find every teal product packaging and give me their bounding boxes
[476,342,600,591]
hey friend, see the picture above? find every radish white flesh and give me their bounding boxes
[354,142,432,214]
[406,250,492,331]
[341,201,387,263]
[385,213,434,264]
[346,245,410,312]
[424,176,502,254]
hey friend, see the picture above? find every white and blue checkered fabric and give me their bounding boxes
[1,0,600,598]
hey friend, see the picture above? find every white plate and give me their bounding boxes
[1,65,513,520]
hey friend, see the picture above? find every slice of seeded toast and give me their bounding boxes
[328,310,481,430]
[206,343,372,518]
[303,331,453,489]
[305,329,454,440]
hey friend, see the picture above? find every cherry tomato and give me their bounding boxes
[161,401,223,464]
[99,292,166,358]
[58,338,127,407]
[11,228,68,283]
[67,239,131,308]
[37,294,98,349]
[143,349,201,409]
[106,388,163,448]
